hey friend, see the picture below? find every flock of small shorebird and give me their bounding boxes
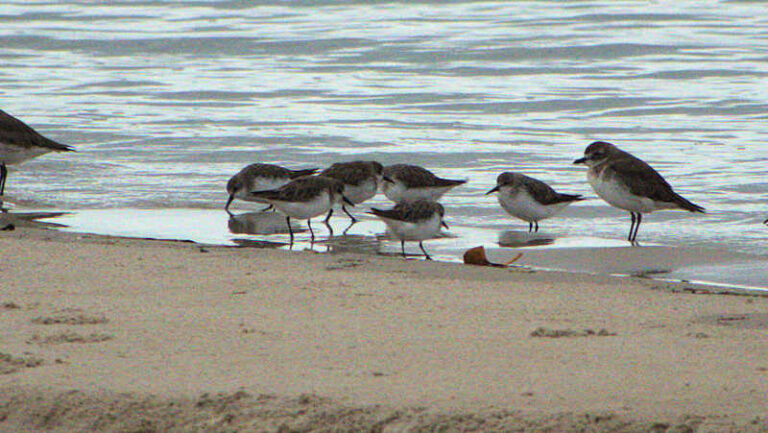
[1,108,764,260]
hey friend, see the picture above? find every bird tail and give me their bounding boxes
[673,193,705,213]
[555,193,586,203]
[433,178,467,187]
[368,207,396,219]
[289,168,319,179]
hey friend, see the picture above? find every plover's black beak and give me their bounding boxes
[225,194,235,212]
[343,195,355,206]
[382,176,394,183]
[441,220,449,230]
[573,156,587,164]
[485,185,499,195]
[764,218,768,226]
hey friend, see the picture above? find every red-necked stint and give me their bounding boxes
[225,163,317,213]
[574,141,704,243]
[381,164,466,203]
[369,199,449,260]
[320,160,388,223]
[249,175,353,243]
[486,172,584,233]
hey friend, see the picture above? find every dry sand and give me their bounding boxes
[1,218,768,432]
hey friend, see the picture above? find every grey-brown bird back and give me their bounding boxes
[321,161,378,186]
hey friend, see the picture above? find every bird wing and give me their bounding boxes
[385,165,465,188]
[370,201,440,223]
[609,157,682,204]
[523,177,582,205]
[0,110,74,151]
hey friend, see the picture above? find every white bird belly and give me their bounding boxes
[343,179,378,204]
[381,214,442,241]
[497,189,569,222]
[588,171,661,214]
[272,192,332,219]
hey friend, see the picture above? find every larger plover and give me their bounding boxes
[369,199,449,260]
[0,109,74,197]
[381,164,466,203]
[574,141,704,242]
[319,160,387,223]
[225,163,318,213]
[486,172,584,232]
[249,175,353,243]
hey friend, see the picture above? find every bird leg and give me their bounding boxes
[0,163,7,197]
[632,213,643,243]
[286,216,294,245]
[341,205,358,223]
[419,241,432,260]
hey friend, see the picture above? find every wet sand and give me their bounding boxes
[1,217,768,432]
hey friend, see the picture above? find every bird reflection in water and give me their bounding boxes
[228,211,302,236]
[228,211,332,252]
[498,230,555,248]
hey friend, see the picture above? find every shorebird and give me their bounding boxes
[574,141,704,243]
[225,163,317,213]
[0,109,74,197]
[369,199,449,260]
[319,160,388,223]
[486,172,584,232]
[381,164,466,203]
[249,175,353,243]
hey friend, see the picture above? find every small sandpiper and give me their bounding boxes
[0,109,74,198]
[225,163,318,213]
[381,164,466,203]
[369,199,449,260]
[319,160,388,223]
[249,175,353,243]
[486,172,584,233]
[574,141,704,243]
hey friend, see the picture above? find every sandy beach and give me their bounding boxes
[1,217,768,432]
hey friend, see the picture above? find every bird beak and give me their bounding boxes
[343,195,355,206]
[382,176,394,183]
[225,194,234,212]
[573,157,587,164]
[441,220,449,230]
[485,185,499,195]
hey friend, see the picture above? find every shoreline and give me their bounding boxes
[4,207,768,292]
[2,221,768,432]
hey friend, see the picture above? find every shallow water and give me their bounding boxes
[1,1,767,264]
[12,208,763,291]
